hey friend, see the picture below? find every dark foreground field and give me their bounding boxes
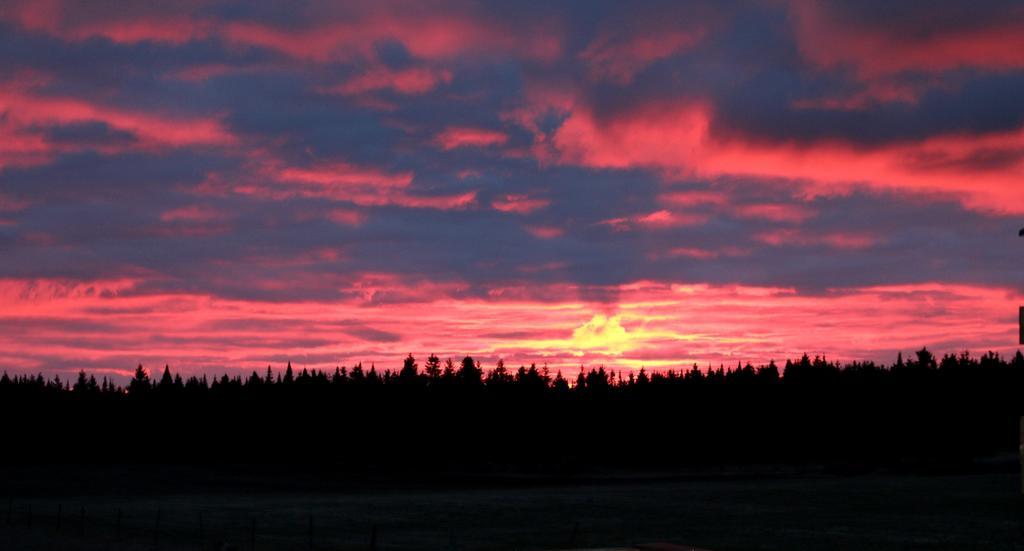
[2,470,1022,550]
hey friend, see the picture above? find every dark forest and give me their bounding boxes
[3,348,1022,477]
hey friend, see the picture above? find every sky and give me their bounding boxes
[1,0,1023,378]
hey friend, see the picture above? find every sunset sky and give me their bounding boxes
[1,0,1023,378]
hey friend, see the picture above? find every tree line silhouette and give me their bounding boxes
[2,348,1022,476]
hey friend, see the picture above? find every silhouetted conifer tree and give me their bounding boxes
[442,357,456,383]
[552,370,569,394]
[424,354,442,381]
[914,347,937,370]
[159,365,174,390]
[487,358,512,386]
[399,353,419,383]
[350,363,365,383]
[758,360,780,383]
[128,364,150,395]
[457,356,481,386]
[73,370,90,393]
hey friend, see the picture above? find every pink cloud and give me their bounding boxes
[491,194,550,214]
[548,100,1024,213]
[636,210,705,227]
[551,101,709,172]
[4,1,213,45]
[658,190,730,207]
[276,162,413,188]
[658,192,813,224]
[0,121,52,169]
[0,194,30,212]
[329,67,453,96]
[790,0,1024,77]
[224,159,477,211]
[71,17,214,44]
[326,208,366,227]
[525,225,564,239]
[600,210,710,232]
[387,191,477,210]
[166,63,267,83]
[756,229,877,250]
[792,80,924,111]
[221,12,562,63]
[581,27,706,83]
[665,247,719,259]
[3,2,564,65]
[435,127,509,150]
[1,276,1019,376]
[159,205,222,223]
[734,203,816,223]
[0,82,235,154]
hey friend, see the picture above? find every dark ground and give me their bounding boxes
[2,468,1022,550]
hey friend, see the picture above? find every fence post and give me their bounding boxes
[308,512,313,550]
[447,512,457,550]
[26,503,31,530]
[251,517,256,551]
[198,511,204,544]
[5,497,11,526]
[56,503,61,533]
[568,520,580,547]
[154,508,161,549]
[369,524,377,550]
[80,505,85,537]
[116,508,121,542]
